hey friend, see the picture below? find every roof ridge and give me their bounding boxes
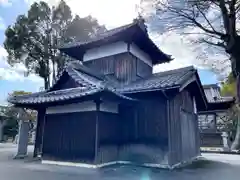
[69,61,105,80]
[153,66,195,77]
[70,68,103,88]
[59,21,136,49]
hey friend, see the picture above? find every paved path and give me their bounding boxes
[0,143,240,180]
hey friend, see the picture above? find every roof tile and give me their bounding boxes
[117,66,196,93]
[8,65,198,105]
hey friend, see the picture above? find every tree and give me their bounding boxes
[221,72,236,97]
[4,0,106,90]
[221,73,240,149]
[4,91,36,140]
[140,0,240,149]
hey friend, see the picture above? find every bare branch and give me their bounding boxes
[219,0,230,34]
[159,1,226,37]
[195,3,221,35]
[200,38,226,48]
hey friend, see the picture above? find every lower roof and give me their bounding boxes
[8,62,207,110]
[203,84,234,103]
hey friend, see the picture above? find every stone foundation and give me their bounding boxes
[42,144,199,169]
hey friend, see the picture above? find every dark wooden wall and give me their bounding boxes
[98,112,121,145]
[97,112,121,163]
[51,73,80,91]
[168,90,200,166]
[42,112,96,163]
[120,92,168,147]
[58,76,80,89]
[83,52,152,84]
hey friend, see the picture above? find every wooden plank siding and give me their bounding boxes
[168,90,200,166]
[42,112,97,163]
[97,112,121,163]
[96,92,169,165]
[83,52,152,84]
[117,93,169,165]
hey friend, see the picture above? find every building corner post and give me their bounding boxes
[94,99,102,164]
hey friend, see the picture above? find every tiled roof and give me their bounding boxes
[8,87,99,104]
[49,61,104,91]
[8,86,134,105]
[8,61,134,105]
[60,22,136,49]
[8,64,200,105]
[118,66,196,93]
[203,84,234,103]
[59,18,171,64]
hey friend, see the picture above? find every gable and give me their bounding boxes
[50,71,81,92]
[178,73,207,112]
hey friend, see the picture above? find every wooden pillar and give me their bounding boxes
[166,99,173,166]
[94,99,102,164]
[33,108,45,158]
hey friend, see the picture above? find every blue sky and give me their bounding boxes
[0,0,219,105]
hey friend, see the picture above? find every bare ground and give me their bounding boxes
[0,143,240,180]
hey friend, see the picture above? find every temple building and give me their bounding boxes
[198,84,234,149]
[8,19,207,168]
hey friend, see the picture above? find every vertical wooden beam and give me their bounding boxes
[167,98,173,166]
[33,108,45,158]
[134,105,138,140]
[213,113,217,131]
[94,99,102,164]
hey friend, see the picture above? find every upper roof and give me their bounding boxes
[203,84,234,103]
[118,66,196,93]
[59,18,171,65]
[8,62,207,111]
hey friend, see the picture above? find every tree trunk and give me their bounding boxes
[228,38,240,150]
[231,74,240,150]
[52,61,56,85]
[44,76,49,90]
[231,107,240,150]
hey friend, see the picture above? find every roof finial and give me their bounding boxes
[133,14,147,33]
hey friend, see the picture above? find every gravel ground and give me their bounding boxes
[0,143,240,180]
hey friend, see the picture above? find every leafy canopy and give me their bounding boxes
[4,0,106,89]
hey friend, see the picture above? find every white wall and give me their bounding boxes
[46,101,96,114]
[83,41,152,67]
[129,43,152,67]
[46,101,119,114]
[83,41,128,62]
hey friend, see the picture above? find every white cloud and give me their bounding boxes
[26,0,140,29]
[151,32,198,73]
[0,17,6,30]
[0,46,43,84]
[23,0,230,81]
[0,0,12,7]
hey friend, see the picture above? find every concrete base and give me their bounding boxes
[14,154,28,159]
[42,156,200,170]
[200,147,224,152]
